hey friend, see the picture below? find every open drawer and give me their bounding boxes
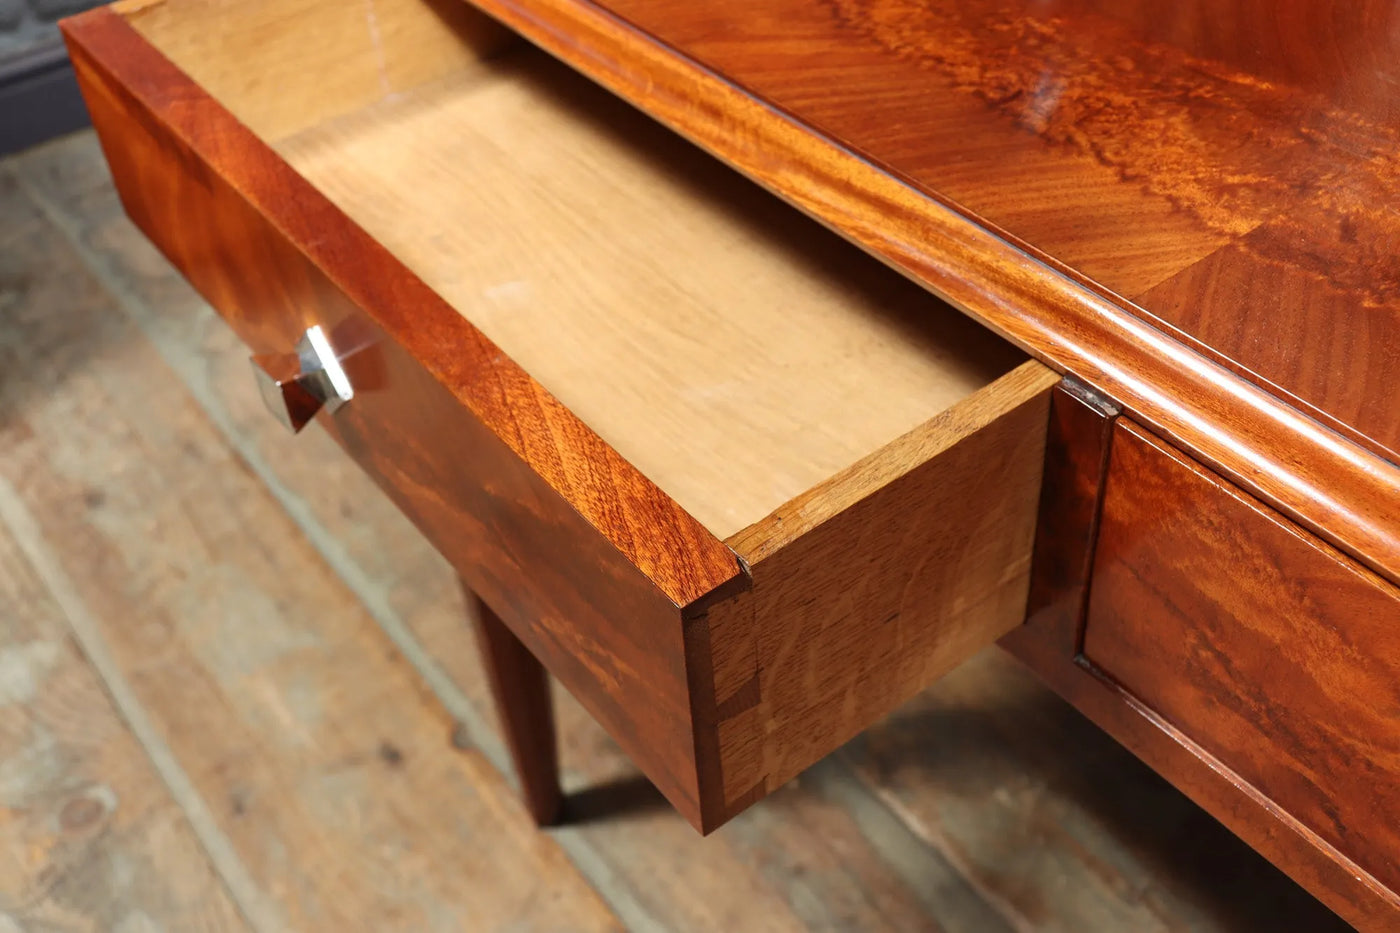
[63,0,1059,831]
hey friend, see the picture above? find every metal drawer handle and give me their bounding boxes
[250,325,354,433]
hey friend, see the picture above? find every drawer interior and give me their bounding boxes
[120,0,1037,550]
[97,0,1063,828]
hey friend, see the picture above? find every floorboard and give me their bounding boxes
[0,484,247,932]
[0,173,247,933]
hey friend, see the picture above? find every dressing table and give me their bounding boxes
[61,0,1400,927]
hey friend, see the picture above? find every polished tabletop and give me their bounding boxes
[589,0,1400,464]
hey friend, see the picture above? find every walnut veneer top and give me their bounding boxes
[584,0,1400,464]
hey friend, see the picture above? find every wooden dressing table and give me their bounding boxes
[61,0,1400,927]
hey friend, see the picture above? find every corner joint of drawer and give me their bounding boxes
[679,547,755,621]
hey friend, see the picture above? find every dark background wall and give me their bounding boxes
[0,0,101,156]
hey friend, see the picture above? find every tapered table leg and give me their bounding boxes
[464,581,563,826]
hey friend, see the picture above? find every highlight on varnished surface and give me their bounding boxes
[606,0,1400,463]
[462,0,1400,593]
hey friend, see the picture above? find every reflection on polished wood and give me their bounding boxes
[600,0,1400,457]
[1084,420,1400,925]
[466,0,1400,595]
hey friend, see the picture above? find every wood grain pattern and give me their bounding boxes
[1005,662,1400,932]
[0,515,248,933]
[120,0,517,139]
[1081,421,1400,921]
[1004,658,1400,933]
[276,50,1023,540]
[67,8,1400,926]
[62,5,741,614]
[466,584,563,827]
[590,0,1400,460]
[0,181,246,930]
[703,364,1055,819]
[994,390,1374,928]
[459,0,1400,591]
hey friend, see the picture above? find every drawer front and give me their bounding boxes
[1083,421,1400,899]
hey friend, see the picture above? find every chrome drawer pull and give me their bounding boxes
[250,325,354,433]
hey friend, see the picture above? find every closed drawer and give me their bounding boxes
[1083,421,1400,896]
[64,0,1058,831]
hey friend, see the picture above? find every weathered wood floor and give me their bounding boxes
[0,132,1353,931]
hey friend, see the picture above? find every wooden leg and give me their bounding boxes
[464,581,563,826]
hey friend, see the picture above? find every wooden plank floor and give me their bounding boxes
[0,131,1354,932]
